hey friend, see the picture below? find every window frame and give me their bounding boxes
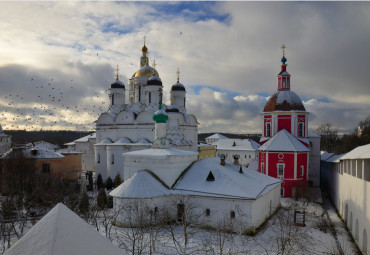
[277,163,285,178]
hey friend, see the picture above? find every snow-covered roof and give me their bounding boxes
[31,141,60,151]
[95,138,113,145]
[56,148,82,154]
[326,154,344,163]
[110,171,169,198]
[73,133,96,143]
[4,203,122,255]
[173,158,281,199]
[123,148,198,159]
[321,152,334,161]
[114,137,133,145]
[1,146,65,159]
[258,129,309,152]
[308,130,320,138]
[213,138,259,151]
[206,133,228,139]
[339,143,370,160]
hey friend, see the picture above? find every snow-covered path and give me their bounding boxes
[322,193,362,255]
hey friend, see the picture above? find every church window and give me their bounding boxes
[298,123,304,137]
[112,95,114,105]
[280,188,284,196]
[277,164,285,177]
[97,153,100,164]
[245,155,246,159]
[266,123,271,137]
[261,163,265,174]
[42,163,51,173]
[300,165,304,176]
[282,79,286,88]
[249,155,251,159]
[149,92,151,104]
[278,79,281,88]
[230,211,235,219]
[111,154,114,164]
[139,86,141,101]
[205,208,210,216]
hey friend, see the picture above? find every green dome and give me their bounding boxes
[153,105,168,123]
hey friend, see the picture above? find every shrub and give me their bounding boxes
[113,173,122,188]
[79,192,89,214]
[97,188,107,209]
[105,177,113,190]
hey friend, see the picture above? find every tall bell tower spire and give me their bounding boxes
[277,44,291,91]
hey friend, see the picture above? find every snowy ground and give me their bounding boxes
[1,189,361,254]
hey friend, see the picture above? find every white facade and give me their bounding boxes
[110,156,282,231]
[95,44,198,180]
[66,133,96,173]
[321,144,370,255]
[213,139,260,167]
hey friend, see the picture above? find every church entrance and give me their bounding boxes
[177,203,185,223]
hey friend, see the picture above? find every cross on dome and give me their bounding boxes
[142,35,148,53]
[176,68,180,82]
[281,44,287,65]
[115,65,119,80]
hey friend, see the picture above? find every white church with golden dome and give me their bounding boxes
[94,42,198,179]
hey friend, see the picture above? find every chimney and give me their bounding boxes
[220,154,226,166]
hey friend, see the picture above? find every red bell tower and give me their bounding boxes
[258,45,310,197]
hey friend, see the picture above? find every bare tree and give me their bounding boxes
[113,199,161,255]
[161,196,206,255]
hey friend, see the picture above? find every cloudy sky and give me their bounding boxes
[0,1,369,134]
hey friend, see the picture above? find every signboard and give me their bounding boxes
[294,210,306,227]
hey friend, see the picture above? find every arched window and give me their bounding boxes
[205,209,210,216]
[111,154,114,164]
[230,211,235,219]
[97,153,100,164]
[266,123,271,137]
[149,92,151,104]
[298,122,304,137]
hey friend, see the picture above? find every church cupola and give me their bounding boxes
[140,36,149,68]
[277,44,291,91]
[109,65,125,114]
[152,104,170,148]
[145,60,163,107]
[170,68,186,113]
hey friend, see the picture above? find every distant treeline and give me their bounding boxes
[198,133,261,143]
[7,130,261,147]
[7,130,94,147]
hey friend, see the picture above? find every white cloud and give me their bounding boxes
[0,2,369,134]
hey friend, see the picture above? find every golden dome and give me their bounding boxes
[134,65,159,78]
[142,44,148,52]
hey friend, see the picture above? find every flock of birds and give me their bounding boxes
[1,75,110,131]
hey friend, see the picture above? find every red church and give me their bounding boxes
[258,45,310,197]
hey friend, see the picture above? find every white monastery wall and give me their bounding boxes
[324,159,370,254]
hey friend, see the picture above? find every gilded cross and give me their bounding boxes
[281,44,286,56]
[116,65,119,80]
[176,68,180,82]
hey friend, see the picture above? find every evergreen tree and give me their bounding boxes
[105,176,113,190]
[78,192,89,214]
[113,173,122,188]
[106,195,113,208]
[96,174,103,190]
[97,188,107,209]
[86,171,93,191]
